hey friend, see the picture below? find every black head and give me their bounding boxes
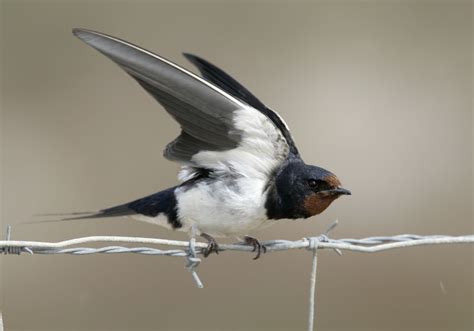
[266,160,351,219]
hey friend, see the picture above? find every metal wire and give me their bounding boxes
[306,237,320,331]
[1,223,473,331]
[2,233,473,256]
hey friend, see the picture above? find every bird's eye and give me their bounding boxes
[307,179,329,191]
[308,179,319,188]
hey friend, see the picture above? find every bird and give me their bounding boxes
[43,28,351,259]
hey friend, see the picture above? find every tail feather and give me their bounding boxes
[87,203,136,219]
[34,211,96,217]
[29,187,179,227]
[30,203,136,224]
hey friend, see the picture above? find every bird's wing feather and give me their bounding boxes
[183,53,299,156]
[73,29,290,179]
[183,53,267,111]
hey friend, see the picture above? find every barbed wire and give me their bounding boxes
[2,229,473,256]
[1,222,473,331]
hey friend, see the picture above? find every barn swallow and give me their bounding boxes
[46,29,351,259]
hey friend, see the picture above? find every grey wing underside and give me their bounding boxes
[73,29,246,163]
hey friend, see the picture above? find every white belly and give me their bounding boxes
[175,178,270,237]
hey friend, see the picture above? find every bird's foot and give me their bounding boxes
[244,236,267,260]
[201,233,220,257]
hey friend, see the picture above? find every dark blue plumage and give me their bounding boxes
[58,187,180,229]
[127,188,180,228]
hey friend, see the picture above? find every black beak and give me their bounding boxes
[317,187,351,197]
[331,187,351,195]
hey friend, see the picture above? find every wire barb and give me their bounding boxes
[2,225,21,255]
[186,237,204,289]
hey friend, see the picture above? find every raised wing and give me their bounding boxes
[183,53,299,156]
[73,29,291,179]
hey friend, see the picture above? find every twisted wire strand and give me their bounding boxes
[2,234,473,256]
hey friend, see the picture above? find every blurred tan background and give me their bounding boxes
[1,1,473,330]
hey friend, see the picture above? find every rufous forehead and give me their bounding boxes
[324,174,341,188]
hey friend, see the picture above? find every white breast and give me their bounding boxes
[175,177,270,237]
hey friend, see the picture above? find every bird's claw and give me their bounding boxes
[244,236,267,260]
[201,233,220,257]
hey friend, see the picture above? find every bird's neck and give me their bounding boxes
[264,182,305,220]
